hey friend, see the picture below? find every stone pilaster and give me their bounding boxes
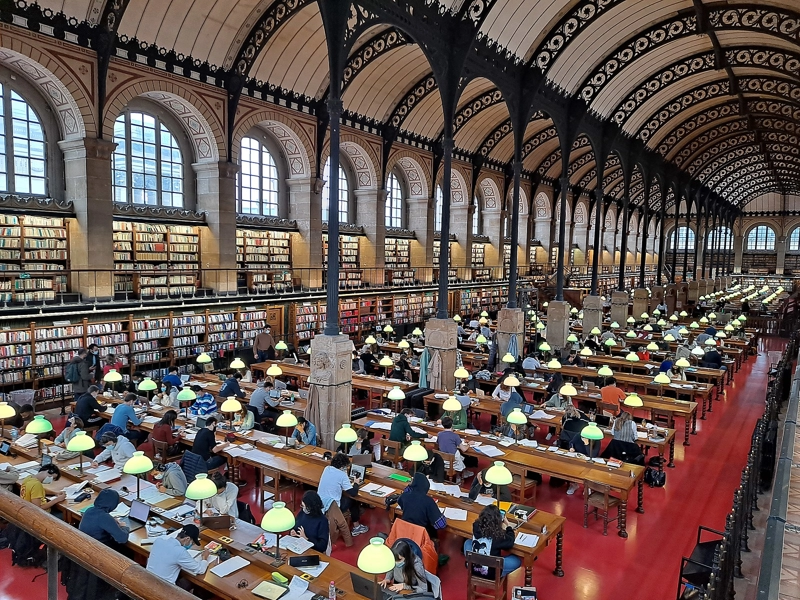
[287,177,323,289]
[734,235,743,273]
[546,301,570,350]
[776,236,786,275]
[424,318,458,392]
[610,291,629,326]
[687,280,699,303]
[484,210,503,268]
[714,278,722,293]
[309,334,353,451]
[355,188,385,286]
[407,196,433,282]
[632,289,650,320]
[193,161,239,294]
[533,217,551,258]
[59,138,116,301]
[665,283,677,314]
[582,294,603,335]
[450,204,471,269]
[676,283,688,311]
[650,286,664,312]
[496,308,524,361]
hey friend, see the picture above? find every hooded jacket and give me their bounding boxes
[78,489,129,546]
[397,473,446,532]
[389,413,425,443]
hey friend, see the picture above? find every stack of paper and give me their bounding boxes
[279,535,314,554]
[14,434,38,449]
[93,469,122,484]
[298,561,328,578]
[442,507,468,521]
[530,410,555,420]
[110,502,130,517]
[142,415,160,424]
[361,483,396,496]
[515,532,540,548]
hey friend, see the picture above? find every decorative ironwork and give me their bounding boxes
[568,148,595,180]
[537,149,561,176]
[236,215,299,230]
[477,118,512,157]
[385,226,416,238]
[0,195,73,214]
[113,203,207,222]
[672,118,749,168]
[451,88,504,136]
[521,125,558,161]
[388,74,437,129]
[712,161,770,192]
[687,132,758,176]
[579,167,597,190]
[748,99,800,123]
[342,28,409,93]
[701,151,765,185]
[638,80,731,143]
[459,0,497,26]
[344,4,382,45]
[709,7,800,48]
[656,101,741,156]
[322,222,364,234]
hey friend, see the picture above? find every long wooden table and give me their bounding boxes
[582,354,725,392]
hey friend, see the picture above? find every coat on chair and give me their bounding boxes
[386,518,438,575]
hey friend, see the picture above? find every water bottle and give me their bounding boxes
[10,428,18,442]
[328,581,336,600]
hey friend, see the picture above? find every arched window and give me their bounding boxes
[321,157,349,223]
[112,111,184,207]
[238,136,279,216]
[0,85,46,195]
[789,227,800,252]
[504,215,511,238]
[706,226,733,251]
[669,226,695,250]
[472,197,481,235]
[385,172,403,227]
[747,225,775,251]
[434,185,443,231]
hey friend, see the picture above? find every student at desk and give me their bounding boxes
[600,377,625,416]
[189,385,217,417]
[92,432,135,469]
[220,371,246,399]
[7,402,33,430]
[143,410,183,459]
[79,488,129,549]
[20,464,65,510]
[390,409,426,443]
[291,490,330,554]
[464,504,521,577]
[191,417,229,471]
[437,416,470,477]
[74,385,106,426]
[146,525,210,591]
[155,382,179,408]
[398,473,447,540]
[53,415,84,451]
[469,468,511,502]
[234,405,255,432]
[319,453,368,537]
[161,366,183,389]
[198,472,239,518]
[110,392,145,445]
[381,540,428,593]
[291,417,317,445]
[611,411,638,443]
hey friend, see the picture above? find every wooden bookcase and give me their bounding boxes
[323,234,362,288]
[471,243,485,267]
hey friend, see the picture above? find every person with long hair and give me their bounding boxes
[464,504,521,577]
[612,410,637,443]
[143,409,183,459]
[380,540,427,593]
[291,490,330,553]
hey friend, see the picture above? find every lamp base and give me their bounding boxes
[268,550,285,567]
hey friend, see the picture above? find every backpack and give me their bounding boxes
[644,467,666,488]
[65,361,80,383]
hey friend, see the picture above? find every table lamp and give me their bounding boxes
[626,317,635,325]
[543,302,549,308]
[501,352,516,364]
[715,331,727,339]
[387,385,406,408]
[66,430,95,475]
[669,314,678,322]
[640,313,649,320]
[230,358,246,370]
[578,311,584,319]
[480,311,489,318]
[559,382,577,398]
[103,369,122,390]
[261,501,296,566]
[412,327,423,337]
[625,330,636,339]
[358,537,397,600]
[442,396,463,422]
[335,424,359,454]
[646,341,659,352]
[689,321,699,329]
[453,315,461,322]
[643,324,653,332]
[220,397,242,430]
[598,365,613,383]
[580,422,605,457]
[675,358,691,369]
[403,440,428,475]
[186,472,218,522]
[580,347,593,357]
[663,333,675,342]
[481,316,489,325]
[679,327,689,335]
[485,461,512,507]
[570,307,578,315]
[379,355,394,376]
[176,387,197,419]
[708,312,717,320]
[623,393,643,408]
[539,341,551,353]
[724,324,734,333]
[476,334,488,344]
[738,315,747,322]
[365,334,377,345]
[398,339,410,350]
[699,316,708,324]
[691,346,706,359]
[680,311,689,318]
[122,451,154,501]
[138,377,158,401]
[536,321,546,331]
[610,322,620,329]
[275,340,288,352]
[26,415,53,456]
[653,372,671,398]
[626,352,639,363]
[504,374,521,387]
[653,309,661,316]
[657,319,667,327]
[0,401,15,439]
[454,366,469,390]
[567,334,578,343]
[276,410,298,445]
[546,358,561,370]
[704,338,717,346]
[506,408,528,445]
[196,352,212,365]
[384,325,394,334]
[604,339,616,349]
[590,327,602,336]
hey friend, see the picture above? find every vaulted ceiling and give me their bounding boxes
[36,0,800,210]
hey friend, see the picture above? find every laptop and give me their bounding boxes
[594,415,611,427]
[350,453,372,467]
[298,389,309,400]
[121,500,150,532]
[196,416,208,429]
[350,573,399,600]
[349,464,366,482]
[180,374,191,384]
[521,403,534,415]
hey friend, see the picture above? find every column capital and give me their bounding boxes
[192,160,239,179]
[58,137,116,160]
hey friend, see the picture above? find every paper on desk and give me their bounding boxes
[209,554,249,577]
[110,502,130,517]
[93,469,122,483]
[411,426,426,435]
[225,447,248,458]
[183,432,197,442]
[442,507,468,521]
[142,415,160,424]
[279,535,314,554]
[425,436,437,443]
[285,574,313,600]
[517,439,538,448]
[475,445,504,457]
[498,438,515,447]
[464,429,480,435]
[360,482,383,494]
[368,422,392,431]
[0,462,9,471]
[163,503,196,521]
[142,491,172,505]
[530,410,555,420]
[297,561,328,578]
[243,449,275,463]
[636,431,648,439]
[85,465,111,475]
[238,443,255,451]
[515,533,540,548]
[474,495,495,506]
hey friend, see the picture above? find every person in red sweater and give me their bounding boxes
[143,410,183,459]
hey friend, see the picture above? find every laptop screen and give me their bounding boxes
[129,500,150,522]
[180,374,190,384]
[196,416,208,429]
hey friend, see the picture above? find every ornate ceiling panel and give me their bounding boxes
[486,115,551,162]
[454,102,510,154]
[477,0,568,62]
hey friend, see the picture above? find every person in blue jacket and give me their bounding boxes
[79,488,129,550]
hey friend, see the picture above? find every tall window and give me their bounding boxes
[746,225,775,251]
[434,185,443,231]
[706,226,733,251]
[472,197,481,235]
[238,137,279,216]
[321,157,349,223]
[385,172,403,227]
[790,227,800,251]
[112,111,183,207]
[670,226,695,250]
[0,85,46,195]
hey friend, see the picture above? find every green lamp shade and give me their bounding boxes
[506,408,527,425]
[604,339,616,347]
[485,461,513,485]
[715,331,727,339]
[623,393,643,408]
[578,311,584,319]
[598,365,613,377]
[476,334,488,344]
[501,352,516,363]
[334,424,358,444]
[704,338,717,346]
[570,307,578,314]
[689,321,699,329]
[653,373,672,385]
[653,309,661,316]
[738,315,747,322]
[442,396,462,412]
[657,319,667,326]
[504,374,521,387]
[454,367,470,379]
[675,358,691,368]
[275,341,288,351]
[379,356,393,367]
[388,386,405,401]
[358,538,397,575]
[398,340,410,349]
[261,501,296,533]
[230,358,246,370]
[680,311,689,318]
[220,398,242,413]
[453,315,461,322]
[580,347,593,357]
[543,302,549,308]
[692,346,706,356]
[185,473,217,500]
[679,327,689,335]
[581,423,605,441]
[546,358,561,369]
[480,311,489,318]
[640,313,649,320]
[699,316,708,324]
[559,383,578,396]
[403,440,428,462]
[610,322,620,329]
[103,369,122,382]
[626,317,635,324]
[663,333,676,342]
[724,324,734,332]
[643,324,653,332]
[384,325,394,333]
[196,352,212,364]
[176,388,197,402]
[138,378,158,392]
[625,330,636,338]
[539,341,551,352]
[26,415,52,434]
[669,315,678,322]
[0,402,16,420]
[66,430,95,453]
[646,342,659,351]
[412,328,423,336]
[626,352,639,362]
[536,322,546,330]
[590,327,602,335]
[123,451,153,475]
[567,334,578,343]
[708,313,717,320]
[276,410,298,429]
[267,364,283,377]
[365,335,377,344]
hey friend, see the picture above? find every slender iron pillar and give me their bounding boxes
[671,205,680,282]
[638,179,651,287]
[618,182,631,291]
[507,157,522,308]
[436,136,454,318]
[590,189,603,295]
[682,210,690,280]
[324,97,343,336]
[555,175,569,301]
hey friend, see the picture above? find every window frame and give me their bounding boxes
[434,185,443,232]
[321,156,352,224]
[385,170,405,228]
[236,129,288,217]
[746,225,776,252]
[111,100,195,209]
[788,227,800,252]
[706,226,733,251]
[669,226,696,251]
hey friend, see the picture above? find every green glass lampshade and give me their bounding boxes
[625,330,636,338]
[442,396,462,412]
[604,339,616,347]
[267,364,283,377]
[26,415,52,435]
[504,374,521,387]
[657,319,667,326]
[365,335,377,345]
[715,331,727,339]
[334,424,358,444]
[539,341,551,352]
[610,322,620,329]
[0,402,16,420]
[501,352,516,363]
[176,388,197,402]
[580,347,593,357]
[590,327,602,335]
[663,333,676,342]
[66,430,95,453]
[643,324,653,332]
[543,302,548,308]
[485,461,513,485]
[652,309,661,316]
[570,307,578,314]
[669,314,678,322]
[626,317,635,324]
[403,440,428,462]
[580,423,605,441]
[623,393,643,408]
[185,473,217,501]
[275,341,288,351]
[103,369,122,383]
[699,316,709,324]
[384,325,394,333]
[276,410,298,429]
[738,315,747,322]
[625,352,639,362]
[379,356,393,367]
[640,313,649,320]
[261,501,296,533]
[567,334,578,343]
[724,324,734,332]
[704,338,717,346]
[680,311,689,318]
[679,327,689,335]
[123,451,153,475]
[480,311,489,318]
[692,346,706,357]
[387,386,405,401]
[454,367,470,379]
[689,321,699,329]
[708,312,717,320]
[675,358,691,368]
[597,365,613,377]
[138,378,158,392]
[535,322,545,330]
[506,408,527,425]
[653,373,672,385]
[476,334,487,344]
[453,315,461,322]
[412,328,423,336]
[220,398,242,414]
[578,311,584,319]
[559,383,577,397]
[230,358,246,370]
[546,358,561,370]
[196,352,212,364]
[646,342,659,351]
[398,339,410,349]
[358,538,396,575]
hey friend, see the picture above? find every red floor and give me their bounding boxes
[0,337,784,600]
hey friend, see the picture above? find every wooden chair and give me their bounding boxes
[430,448,457,482]
[380,438,403,468]
[507,462,537,503]
[151,439,182,469]
[583,480,621,535]
[600,402,619,418]
[466,552,507,600]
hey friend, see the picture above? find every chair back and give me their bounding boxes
[429,448,457,482]
[151,439,170,466]
[381,439,403,467]
[394,537,423,561]
[180,451,208,483]
[465,551,506,600]
[585,480,612,502]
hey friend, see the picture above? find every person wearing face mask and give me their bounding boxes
[87,343,103,383]
[21,465,65,510]
[146,524,210,590]
[191,416,229,471]
[75,384,106,426]
[189,384,217,416]
[110,392,145,444]
[380,540,427,593]
[91,432,136,469]
[155,381,179,408]
[161,366,183,389]
[291,490,330,553]
[197,472,239,518]
[126,371,145,395]
[79,488,129,549]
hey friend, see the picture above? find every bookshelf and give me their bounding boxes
[503,244,512,277]
[236,229,294,293]
[471,243,485,268]
[323,234,362,288]
[385,237,414,286]
[741,253,777,275]
[240,309,268,347]
[292,303,321,342]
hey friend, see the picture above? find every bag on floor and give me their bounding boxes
[644,467,666,488]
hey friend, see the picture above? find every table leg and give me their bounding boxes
[692,413,697,434]
[668,438,675,468]
[553,531,564,577]
[700,395,707,419]
[636,480,645,513]
[524,559,532,586]
[618,501,628,538]
[683,418,690,446]
[706,394,713,413]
